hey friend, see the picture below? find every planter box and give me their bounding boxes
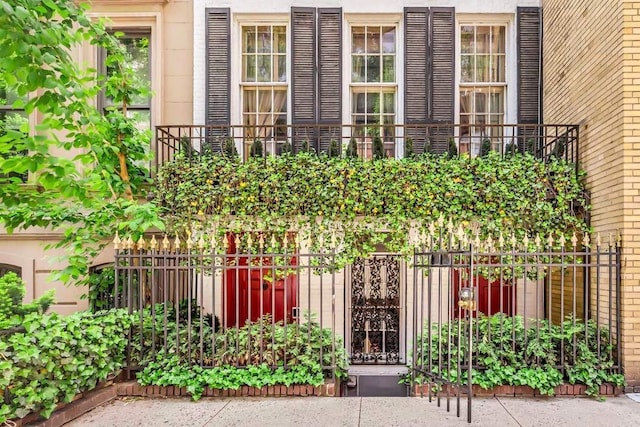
[412,383,622,397]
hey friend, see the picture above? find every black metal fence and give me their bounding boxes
[155,123,579,174]
[114,229,621,409]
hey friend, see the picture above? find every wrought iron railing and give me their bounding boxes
[154,123,579,174]
[114,227,620,397]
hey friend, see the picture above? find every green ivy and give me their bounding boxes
[156,152,588,268]
[412,314,624,396]
[0,309,133,422]
[0,272,54,328]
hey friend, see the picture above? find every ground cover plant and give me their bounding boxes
[411,314,624,396]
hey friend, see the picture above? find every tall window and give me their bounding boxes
[459,25,506,155]
[101,30,151,131]
[241,25,287,157]
[351,25,397,158]
[0,80,28,182]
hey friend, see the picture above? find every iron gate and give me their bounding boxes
[411,248,474,423]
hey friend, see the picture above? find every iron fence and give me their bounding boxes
[154,123,579,174]
[114,228,621,409]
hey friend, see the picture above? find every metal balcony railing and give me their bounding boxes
[154,123,579,174]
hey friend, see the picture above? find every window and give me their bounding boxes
[0,80,28,182]
[100,30,151,131]
[459,25,506,155]
[241,25,288,157]
[0,263,21,279]
[351,25,397,158]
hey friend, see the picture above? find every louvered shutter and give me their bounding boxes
[317,8,342,154]
[404,8,430,154]
[429,7,455,154]
[205,9,230,152]
[291,7,317,152]
[517,8,542,124]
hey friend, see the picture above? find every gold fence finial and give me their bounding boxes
[547,233,554,248]
[150,235,158,251]
[582,233,590,248]
[259,233,265,250]
[137,236,147,251]
[113,232,121,250]
[596,232,601,247]
[486,235,494,252]
[162,235,170,250]
[510,233,517,249]
[173,235,181,251]
[126,236,134,250]
[523,235,530,251]
[571,232,578,248]
[498,232,505,248]
[247,233,254,250]
[270,233,277,249]
[474,232,481,248]
[198,235,205,250]
[235,234,241,251]
[223,233,230,251]
[446,218,454,233]
[534,233,541,249]
[456,224,465,243]
[616,229,622,245]
[559,234,566,248]
[437,215,444,228]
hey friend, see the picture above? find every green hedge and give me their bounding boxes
[0,309,133,421]
[156,152,588,265]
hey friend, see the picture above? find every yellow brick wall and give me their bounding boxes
[543,0,640,383]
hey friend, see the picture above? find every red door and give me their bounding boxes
[452,269,516,317]
[223,234,298,328]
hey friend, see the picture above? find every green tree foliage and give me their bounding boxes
[328,139,340,158]
[0,0,164,285]
[480,138,492,157]
[223,138,238,159]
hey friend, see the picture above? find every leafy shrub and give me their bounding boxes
[372,135,384,160]
[0,272,54,328]
[157,152,588,268]
[0,309,133,421]
[134,313,348,400]
[249,139,263,158]
[412,314,624,396]
[346,137,358,158]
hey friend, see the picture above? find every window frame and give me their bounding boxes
[455,15,516,156]
[239,23,289,158]
[348,21,400,159]
[98,27,153,131]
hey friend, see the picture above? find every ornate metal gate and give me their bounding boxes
[411,249,474,423]
[350,255,402,364]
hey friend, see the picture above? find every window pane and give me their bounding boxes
[461,55,474,83]
[273,88,287,113]
[490,88,504,115]
[352,56,365,82]
[0,111,28,134]
[383,92,395,114]
[382,55,395,82]
[243,89,256,113]
[476,55,490,82]
[258,89,273,113]
[353,92,366,114]
[352,27,365,53]
[367,56,380,82]
[492,26,506,54]
[366,92,380,115]
[257,26,271,53]
[382,27,396,53]
[475,90,487,115]
[120,36,150,106]
[257,55,271,82]
[243,27,256,53]
[243,54,256,82]
[461,26,474,53]
[353,114,366,126]
[274,26,286,53]
[493,54,506,82]
[127,110,150,132]
[275,55,286,82]
[367,27,380,54]
[476,26,490,54]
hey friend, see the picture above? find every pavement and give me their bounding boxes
[65,394,640,427]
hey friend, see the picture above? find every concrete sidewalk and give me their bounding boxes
[66,395,640,427]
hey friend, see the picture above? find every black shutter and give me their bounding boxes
[429,7,455,154]
[205,8,231,151]
[404,8,430,154]
[317,8,342,154]
[517,7,542,124]
[291,7,317,151]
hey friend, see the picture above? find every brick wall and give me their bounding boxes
[543,0,640,383]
